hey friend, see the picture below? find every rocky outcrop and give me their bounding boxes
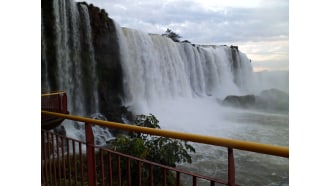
[222,95,256,108]
[81,3,127,122]
[255,89,289,112]
[222,89,289,113]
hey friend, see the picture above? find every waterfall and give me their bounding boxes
[80,4,99,113]
[42,0,258,128]
[42,0,107,143]
[52,0,84,115]
[115,26,256,114]
[43,0,99,116]
[41,14,50,90]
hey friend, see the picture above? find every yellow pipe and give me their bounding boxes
[42,110,289,158]
[41,91,66,97]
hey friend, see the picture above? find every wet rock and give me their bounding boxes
[222,94,256,108]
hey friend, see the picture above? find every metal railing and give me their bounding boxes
[41,91,68,130]
[41,110,288,186]
[41,91,67,112]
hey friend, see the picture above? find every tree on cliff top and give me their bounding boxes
[162,28,182,42]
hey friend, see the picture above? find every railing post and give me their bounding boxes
[228,148,235,186]
[86,122,96,186]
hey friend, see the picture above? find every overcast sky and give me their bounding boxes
[78,0,288,72]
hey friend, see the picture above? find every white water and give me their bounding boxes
[115,25,289,185]
[53,0,84,115]
[118,27,256,111]
[41,14,50,90]
[49,0,109,144]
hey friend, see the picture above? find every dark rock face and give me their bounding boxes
[41,0,59,89]
[222,95,256,108]
[82,3,127,122]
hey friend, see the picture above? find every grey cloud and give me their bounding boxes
[252,59,288,71]
[77,0,288,71]
[79,0,288,44]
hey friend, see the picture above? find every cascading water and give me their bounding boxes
[41,14,50,90]
[54,0,86,115]
[80,4,99,113]
[42,0,111,144]
[117,26,256,113]
[115,25,288,185]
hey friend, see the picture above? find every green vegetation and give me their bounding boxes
[110,114,195,166]
[108,114,196,185]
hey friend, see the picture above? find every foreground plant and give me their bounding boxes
[111,114,195,166]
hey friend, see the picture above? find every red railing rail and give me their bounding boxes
[41,110,288,186]
[41,91,68,130]
[41,91,67,111]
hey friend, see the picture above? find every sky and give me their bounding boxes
[77,0,288,72]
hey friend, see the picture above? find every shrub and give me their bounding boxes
[109,114,196,184]
[111,114,195,166]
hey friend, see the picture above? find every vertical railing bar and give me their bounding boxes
[100,149,105,186]
[137,161,142,186]
[85,122,96,186]
[67,138,72,186]
[108,152,113,186]
[176,172,180,186]
[57,93,61,112]
[93,150,99,185]
[210,180,215,186]
[79,142,84,186]
[73,140,78,185]
[47,132,53,185]
[64,93,67,113]
[117,155,121,186]
[42,131,48,184]
[61,136,66,185]
[228,148,235,186]
[51,133,57,186]
[41,131,44,183]
[149,164,154,186]
[56,134,62,185]
[93,149,97,186]
[193,176,197,186]
[127,158,131,186]
[162,168,167,186]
